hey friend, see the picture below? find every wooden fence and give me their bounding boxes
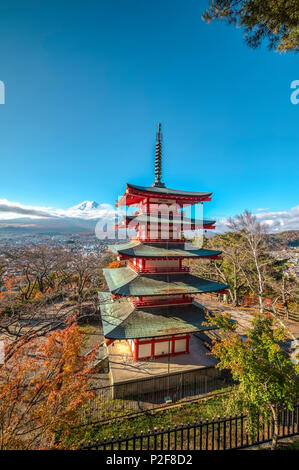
[205,292,299,322]
[267,307,299,323]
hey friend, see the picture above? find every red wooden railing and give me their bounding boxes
[131,295,193,307]
[129,237,183,243]
[127,260,189,274]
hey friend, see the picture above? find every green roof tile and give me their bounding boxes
[98,293,218,339]
[109,241,222,258]
[103,267,228,296]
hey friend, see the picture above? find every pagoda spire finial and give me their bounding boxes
[152,123,166,188]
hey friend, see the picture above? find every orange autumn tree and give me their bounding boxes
[105,260,125,269]
[0,317,98,450]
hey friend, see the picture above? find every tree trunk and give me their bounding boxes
[251,244,264,314]
[270,406,279,450]
[37,276,44,293]
[232,264,239,306]
[258,294,264,314]
[235,286,241,307]
[228,289,235,305]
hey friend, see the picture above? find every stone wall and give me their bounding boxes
[111,366,222,399]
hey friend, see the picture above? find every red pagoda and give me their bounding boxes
[99,124,228,362]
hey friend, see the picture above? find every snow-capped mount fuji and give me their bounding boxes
[62,200,116,220]
[0,199,118,233]
[71,201,100,211]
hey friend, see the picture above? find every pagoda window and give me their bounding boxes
[138,342,151,359]
[154,338,171,357]
[174,337,189,353]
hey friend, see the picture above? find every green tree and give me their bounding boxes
[206,312,299,449]
[209,232,248,306]
[202,0,299,52]
[189,232,248,306]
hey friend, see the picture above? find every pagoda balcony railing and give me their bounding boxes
[130,236,183,243]
[127,260,190,274]
[131,296,193,307]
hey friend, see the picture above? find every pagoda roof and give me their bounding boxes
[98,293,218,339]
[117,183,212,207]
[109,241,222,259]
[115,213,216,228]
[127,184,212,198]
[103,267,228,296]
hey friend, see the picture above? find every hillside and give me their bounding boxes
[265,230,299,250]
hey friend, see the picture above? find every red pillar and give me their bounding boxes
[186,334,190,354]
[171,336,175,355]
[151,338,155,358]
[133,339,138,361]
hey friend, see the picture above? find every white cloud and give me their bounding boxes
[0,199,118,221]
[215,205,299,234]
[255,206,299,232]
[0,199,57,219]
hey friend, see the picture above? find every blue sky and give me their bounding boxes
[0,0,298,225]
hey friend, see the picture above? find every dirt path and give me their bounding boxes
[197,294,299,339]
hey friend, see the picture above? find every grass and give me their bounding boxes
[62,390,232,449]
[278,438,299,450]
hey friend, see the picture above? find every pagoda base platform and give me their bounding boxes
[107,334,220,398]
